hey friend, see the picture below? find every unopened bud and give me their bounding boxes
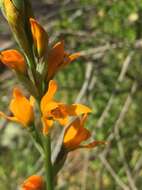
[30,18,48,59]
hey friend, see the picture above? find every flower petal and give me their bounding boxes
[47,41,64,79]
[40,80,58,113]
[63,52,80,66]
[21,175,44,190]
[56,117,69,126]
[0,111,18,122]
[63,116,91,149]
[0,49,26,73]
[42,117,53,135]
[56,51,80,71]
[69,52,80,62]
[9,88,34,126]
[80,141,107,148]
[65,104,92,116]
[64,118,80,144]
[44,101,60,115]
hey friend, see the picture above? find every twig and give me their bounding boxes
[99,154,130,190]
[75,62,94,103]
[96,51,134,128]
[97,81,137,190]
[114,82,138,190]
[133,155,142,181]
[81,152,90,190]
[101,81,137,158]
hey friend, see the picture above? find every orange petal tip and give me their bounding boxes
[22,175,44,190]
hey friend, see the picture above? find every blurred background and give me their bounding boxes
[0,0,142,189]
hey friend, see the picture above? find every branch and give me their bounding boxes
[99,154,130,190]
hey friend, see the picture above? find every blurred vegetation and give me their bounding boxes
[0,0,142,189]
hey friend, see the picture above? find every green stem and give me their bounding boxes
[44,135,54,190]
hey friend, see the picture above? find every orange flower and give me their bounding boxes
[64,114,106,150]
[40,80,91,135]
[0,88,34,127]
[47,41,80,80]
[0,49,26,73]
[21,175,44,190]
[30,18,48,58]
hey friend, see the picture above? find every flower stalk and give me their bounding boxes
[43,135,54,190]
